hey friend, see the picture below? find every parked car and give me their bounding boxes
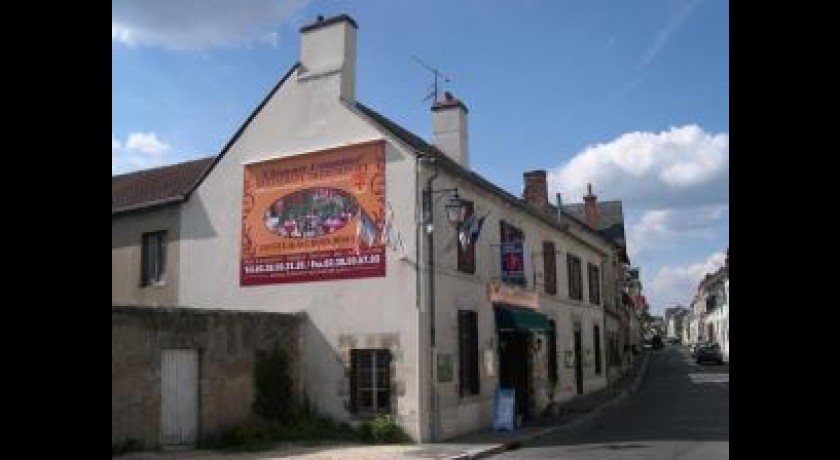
[689,341,708,356]
[642,339,653,350]
[651,335,664,349]
[668,337,681,345]
[696,342,724,364]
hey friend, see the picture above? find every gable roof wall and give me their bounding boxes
[112,63,618,257]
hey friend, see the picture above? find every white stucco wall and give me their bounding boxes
[723,279,729,360]
[422,171,609,439]
[112,205,181,307]
[705,284,729,362]
[177,67,426,439]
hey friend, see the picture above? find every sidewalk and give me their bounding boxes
[119,354,649,460]
[429,352,650,459]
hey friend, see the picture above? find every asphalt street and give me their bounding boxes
[492,344,729,459]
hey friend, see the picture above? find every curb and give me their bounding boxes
[448,353,651,460]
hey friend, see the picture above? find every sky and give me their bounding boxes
[112,0,729,315]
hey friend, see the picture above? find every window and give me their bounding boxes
[588,263,601,305]
[458,310,480,396]
[593,325,602,374]
[500,220,526,286]
[548,320,558,385]
[706,295,717,312]
[608,332,621,366]
[543,241,557,295]
[567,254,582,300]
[350,349,391,415]
[457,200,476,273]
[141,231,166,287]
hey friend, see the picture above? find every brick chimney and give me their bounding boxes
[523,170,549,213]
[583,183,599,229]
[432,91,469,168]
[298,14,358,102]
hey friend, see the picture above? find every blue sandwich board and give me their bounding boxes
[492,387,517,431]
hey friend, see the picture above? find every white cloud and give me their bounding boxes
[111,0,310,50]
[646,250,726,310]
[548,124,728,209]
[628,205,727,258]
[125,132,170,156]
[548,124,728,312]
[112,132,173,174]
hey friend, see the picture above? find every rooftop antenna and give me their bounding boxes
[412,55,452,103]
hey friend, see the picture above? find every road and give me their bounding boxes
[492,344,728,459]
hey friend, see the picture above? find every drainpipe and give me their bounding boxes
[420,155,439,441]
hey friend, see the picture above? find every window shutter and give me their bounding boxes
[543,241,556,295]
[468,312,479,395]
[458,312,468,397]
[458,311,480,396]
[349,350,358,413]
[594,325,602,374]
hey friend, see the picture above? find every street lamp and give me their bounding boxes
[421,166,466,442]
[424,187,466,232]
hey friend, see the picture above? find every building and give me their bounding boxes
[112,14,633,448]
[664,306,690,340]
[562,189,638,383]
[699,258,728,361]
[649,316,665,337]
[686,251,728,352]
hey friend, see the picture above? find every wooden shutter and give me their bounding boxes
[543,241,556,295]
[458,311,480,396]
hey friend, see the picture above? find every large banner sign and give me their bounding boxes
[241,141,386,285]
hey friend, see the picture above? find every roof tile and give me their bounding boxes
[112,157,214,214]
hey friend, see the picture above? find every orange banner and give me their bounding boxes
[240,140,386,285]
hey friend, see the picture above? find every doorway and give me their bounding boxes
[573,328,583,395]
[160,349,199,446]
[498,331,531,419]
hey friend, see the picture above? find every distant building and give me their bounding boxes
[664,306,690,339]
[687,251,728,355]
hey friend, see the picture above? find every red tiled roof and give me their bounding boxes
[112,157,215,214]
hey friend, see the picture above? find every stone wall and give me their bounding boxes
[111,306,302,449]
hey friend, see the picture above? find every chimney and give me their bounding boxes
[583,182,599,229]
[298,14,358,101]
[523,170,549,213]
[556,192,563,219]
[432,91,469,167]
[725,247,729,271]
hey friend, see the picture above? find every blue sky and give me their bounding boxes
[112,0,729,314]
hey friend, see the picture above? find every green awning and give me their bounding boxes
[494,306,551,333]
